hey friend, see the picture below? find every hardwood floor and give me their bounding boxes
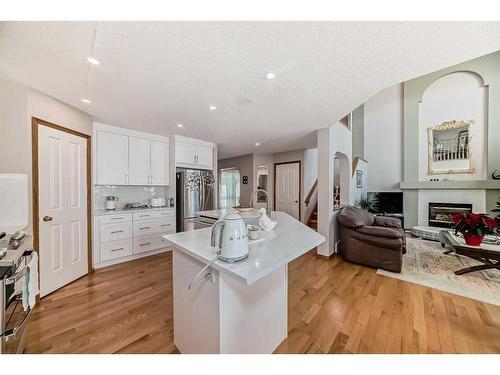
[25,250,500,354]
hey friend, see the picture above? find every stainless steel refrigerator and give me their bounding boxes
[176,169,216,232]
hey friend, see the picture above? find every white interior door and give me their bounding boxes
[38,125,88,297]
[128,136,150,185]
[275,162,300,220]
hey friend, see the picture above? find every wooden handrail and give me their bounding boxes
[304,178,318,206]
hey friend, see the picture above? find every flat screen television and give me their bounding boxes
[367,192,403,214]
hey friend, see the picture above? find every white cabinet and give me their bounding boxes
[94,123,170,186]
[196,144,213,168]
[175,136,214,170]
[94,208,175,268]
[128,136,150,185]
[97,131,129,185]
[176,141,197,165]
[150,140,169,185]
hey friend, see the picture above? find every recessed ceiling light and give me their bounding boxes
[255,142,260,147]
[86,56,101,66]
[209,105,217,110]
[176,123,184,128]
[265,72,276,80]
[81,98,91,104]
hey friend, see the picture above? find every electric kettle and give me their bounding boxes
[210,213,249,263]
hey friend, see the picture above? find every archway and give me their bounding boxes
[333,152,350,208]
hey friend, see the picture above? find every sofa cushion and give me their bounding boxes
[374,216,402,228]
[357,225,404,239]
[338,206,375,228]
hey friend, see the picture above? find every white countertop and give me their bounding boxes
[94,206,175,216]
[164,211,325,285]
[196,208,261,220]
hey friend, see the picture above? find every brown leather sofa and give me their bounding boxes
[338,206,406,273]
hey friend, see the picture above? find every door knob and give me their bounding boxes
[43,216,53,222]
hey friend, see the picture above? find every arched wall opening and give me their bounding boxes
[333,151,350,208]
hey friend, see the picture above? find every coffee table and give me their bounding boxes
[442,231,500,275]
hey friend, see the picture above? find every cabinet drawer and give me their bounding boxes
[132,210,174,221]
[133,217,175,237]
[100,222,132,243]
[100,239,133,262]
[133,235,167,254]
[99,213,132,225]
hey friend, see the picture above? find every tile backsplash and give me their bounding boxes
[94,185,174,210]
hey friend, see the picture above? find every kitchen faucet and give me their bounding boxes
[248,189,271,217]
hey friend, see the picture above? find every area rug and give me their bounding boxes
[377,237,500,306]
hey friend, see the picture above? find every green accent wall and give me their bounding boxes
[402,50,500,227]
[351,104,364,159]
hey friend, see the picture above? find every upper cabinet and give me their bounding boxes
[97,131,129,185]
[94,123,170,186]
[150,140,169,185]
[175,136,214,170]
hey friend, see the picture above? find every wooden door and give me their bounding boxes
[128,136,150,185]
[150,140,169,185]
[97,131,128,185]
[38,125,88,296]
[275,162,300,220]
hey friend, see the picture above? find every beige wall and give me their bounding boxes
[0,79,93,234]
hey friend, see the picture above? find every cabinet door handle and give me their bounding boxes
[139,226,150,230]
[111,230,124,234]
[110,217,123,220]
[161,224,170,227]
[111,247,124,252]
[139,242,151,247]
[151,175,153,184]
[125,172,128,183]
[139,215,150,218]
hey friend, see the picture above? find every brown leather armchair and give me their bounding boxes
[338,206,406,273]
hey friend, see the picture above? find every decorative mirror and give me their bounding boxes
[427,120,475,175]
[256,166,269,202]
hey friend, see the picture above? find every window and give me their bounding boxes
[219,168,241,208]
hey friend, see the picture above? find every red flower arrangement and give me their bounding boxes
[451,213,500,246]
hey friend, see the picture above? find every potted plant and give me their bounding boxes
[451,213,499,246]
[354,194,377,212]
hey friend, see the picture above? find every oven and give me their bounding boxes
[1,251,34,354]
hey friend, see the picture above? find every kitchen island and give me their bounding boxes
[164,211,325,353]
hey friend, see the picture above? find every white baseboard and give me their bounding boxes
[94,247,173,269]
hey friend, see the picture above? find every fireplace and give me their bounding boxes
[428,202,472,228]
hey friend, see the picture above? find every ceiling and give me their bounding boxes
[1,22,500,159]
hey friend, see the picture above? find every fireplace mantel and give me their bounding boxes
[400,180,500,190]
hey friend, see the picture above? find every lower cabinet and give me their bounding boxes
[94,209,175,268]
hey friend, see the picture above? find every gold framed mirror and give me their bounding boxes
[427,120,475,175]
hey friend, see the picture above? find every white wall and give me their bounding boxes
[417,190,486,226]
[317,122,352,257]
[0,79,93,234]
[351,158,368,204]
[364,84,403,192]
[304,148,318,193]
[418,72,487,181]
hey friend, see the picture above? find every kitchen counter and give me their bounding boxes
[166,211,324,285]
[94,206,175,216]
[164,212,325,354]
[196,208,261,221]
